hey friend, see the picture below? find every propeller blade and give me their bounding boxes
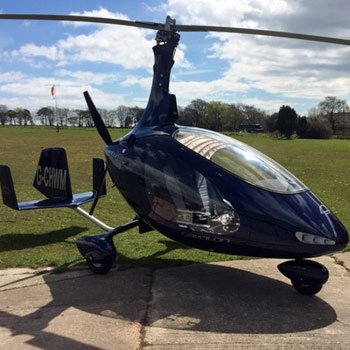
[175,24,350,46]
[83,91,113,146]
[1,13,350,46]
[0,14,164,30]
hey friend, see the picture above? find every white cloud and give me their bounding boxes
[57,25,154,69]
[211,36,350,99]
[55,69,118,85]
[240,97,294,113]
[0,71,26,83]
[170,80,247,105]
[12,43,63,60]
[2,2,350,113]
[121,75,152,89]
[167,0,297,27]
[142,2,168,13]
[6,7,191,70]
[7,8,155,69]
[164,0,350,107]
[65,8,129,27]
[0,73,126,111]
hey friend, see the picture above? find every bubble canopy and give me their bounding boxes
[174,127,308,194]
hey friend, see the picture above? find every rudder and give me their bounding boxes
[33,148,73,201]
[0,165,19,210]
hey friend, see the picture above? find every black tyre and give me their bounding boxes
[86,257,115,275]
[292,279,323,296]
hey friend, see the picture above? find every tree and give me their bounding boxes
[67,111,79,126]
[37,107,54,126]
[98,109,110,127]
[6,108,31,126]
[224,104,245,131]
[237,104,267,126]
[301,118,332,139]
[128,106,144,125]
[205,101,226,131]
[106,110,117,127]
[179,99,208,128]
[19,108,32,126]
[276,105,298,139]
[56,108,69,126]
[116,105,130,128]
[74,109,92,127]
[318,96,349,133]
[7,110,16,125]
[296,116,308,138]
[0,104,8,125]
[265,113,278,132]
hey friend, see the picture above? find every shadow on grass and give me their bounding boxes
[0,226,88,252]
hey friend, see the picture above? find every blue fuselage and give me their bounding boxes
[105,125,348,259]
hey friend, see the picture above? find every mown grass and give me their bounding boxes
[0,126,349,269]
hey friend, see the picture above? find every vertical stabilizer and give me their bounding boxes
[0,165,19,210]
[33,148,73,201]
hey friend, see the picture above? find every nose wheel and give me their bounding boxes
[76,219,140,274]
[76,233,117,274]
[278,259,329,296]
[291,279,323,296]
[86,255,116,275]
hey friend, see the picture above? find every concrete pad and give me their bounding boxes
[144,256,350,349]
[0,266,152,350]
[0,254,349,349]
[333,251,350,271]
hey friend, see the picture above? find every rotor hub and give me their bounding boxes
[155,16,179,44]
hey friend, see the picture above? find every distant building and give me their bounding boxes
[239,123,264,133]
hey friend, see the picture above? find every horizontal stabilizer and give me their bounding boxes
[13,192,96,211]
[0,153,106,211]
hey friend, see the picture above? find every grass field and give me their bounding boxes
[0,126,349,269]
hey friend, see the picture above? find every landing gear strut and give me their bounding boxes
[278,259,329,296]
[76,219,139,274]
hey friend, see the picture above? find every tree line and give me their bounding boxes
[1,96,349,138]
[268,96,350,139]
[0,105,144,128]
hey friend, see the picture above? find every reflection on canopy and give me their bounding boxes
[175,127,307,194]
[176,134,226,160]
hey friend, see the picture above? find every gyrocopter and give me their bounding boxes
[0,14,348,296]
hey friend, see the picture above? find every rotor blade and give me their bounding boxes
[1,13,350,46]
[83,91,113,146]
[0,14,164,30]
[175,24,350,46]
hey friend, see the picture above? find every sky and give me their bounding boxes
[1,0,350,115]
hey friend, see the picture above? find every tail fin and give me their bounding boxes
[33,147,73,202]
[0,165,19,210]
[93,158,106,196]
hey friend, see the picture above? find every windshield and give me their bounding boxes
[174,127,307,194]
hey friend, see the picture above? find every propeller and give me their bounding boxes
[1,13,350,46]
[83,91,112,146]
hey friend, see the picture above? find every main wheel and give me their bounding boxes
[86,256,115,275]
[292,279,323,296]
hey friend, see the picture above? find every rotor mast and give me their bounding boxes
[135,16,180,129]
